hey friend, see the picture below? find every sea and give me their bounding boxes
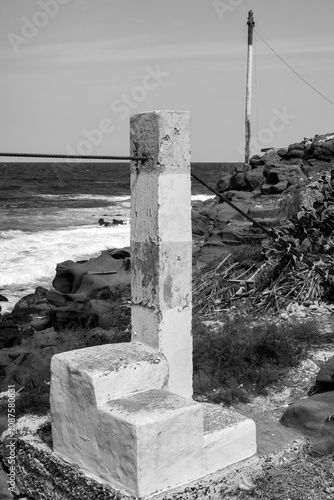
[0,161,237,313]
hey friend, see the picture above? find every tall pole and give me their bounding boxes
[245,10,255,164]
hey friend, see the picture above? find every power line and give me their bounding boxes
[255,29,334,107]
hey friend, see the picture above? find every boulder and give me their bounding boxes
[0,320,20,349]
[216,194,253,224]
[0,294,8,302]
[286,142,305,159]
[46,249,131,327]
[216,172,232,193]
[315,355,334,390]
[280,391,334,455]
[197,240,231,264]
[249,154,263,168]
[261,180,289,195]
[308,133,334,161]
[191,212,207,236]
[11,289,52,331]
[285,158,303,166]
[261,166,307,195]
[248,205,282,220]
[216,165,263,193]
[305,158,332,176]
[277,147,288,158]
[248,166,264,190]
[229,164,253,191]
[0,327,59,391]
[250,149,281,169]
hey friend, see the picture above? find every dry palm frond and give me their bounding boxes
[192,250,332,318]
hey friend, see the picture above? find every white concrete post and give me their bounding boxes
[130,111,192,398]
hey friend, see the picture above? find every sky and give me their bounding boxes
[0,0,334,162]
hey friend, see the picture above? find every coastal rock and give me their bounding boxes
[197,222,266,263]
[216,172,232,193]
[250,148,281,168]
[46,249,131,328]
[216,164,263,194]
[0,327,58,391]
[280,391,334,455]
[0,325,129,393]
[10,289,52,331]
[304,158,332,177]
[261,166,307,195]
[248,166,264,190]
[315,355,334,390]
[277,147,288,158]
[51,248,130,295]
[98,218,125,226]
[229,164,252,191]
[286,142,305,158]
[0,320,20,349]
[308,133,334,161]
[261,179,289,195]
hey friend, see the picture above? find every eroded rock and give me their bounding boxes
[280,391,334,455]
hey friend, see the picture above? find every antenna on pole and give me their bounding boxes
[245,10,255,164]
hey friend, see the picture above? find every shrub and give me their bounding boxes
[193,314,321,405]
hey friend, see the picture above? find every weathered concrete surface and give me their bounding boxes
[50,343,169,469]
[102,390,205,497]
[13,414,257,500]
[50,111,256,499]
[203,404,257,474]
[130,110,192,399]
[51,345,256,497]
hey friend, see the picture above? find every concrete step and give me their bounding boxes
[202,403,257,475]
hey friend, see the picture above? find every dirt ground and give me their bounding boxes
[234,344,334,456]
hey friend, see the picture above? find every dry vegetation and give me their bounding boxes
[235,444,334,500]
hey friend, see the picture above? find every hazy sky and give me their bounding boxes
[1,0,334,161]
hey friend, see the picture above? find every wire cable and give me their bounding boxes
[0,152,147,161]
[255,29,334,107]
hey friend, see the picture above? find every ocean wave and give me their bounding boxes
[0,225,131,290]
[0,229,27,239]
[191,194,215,202]
[37,193,131,202]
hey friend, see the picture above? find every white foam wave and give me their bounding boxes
[191,194,215,202]
[0,230,26,239]
[0,225,130,291]
[37,194,130,203]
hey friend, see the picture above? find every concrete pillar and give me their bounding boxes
[130,111,192,398]
[49,111,257,499]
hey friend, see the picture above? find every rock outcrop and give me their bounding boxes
[193,132,334,264]
[0,248,132,391]
[46,248,131,328]
[281,391,334,455]
[281,354,334,455]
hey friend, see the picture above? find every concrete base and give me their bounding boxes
[203,404,256,475]
[51,344,257,498]
[11,415,259,500]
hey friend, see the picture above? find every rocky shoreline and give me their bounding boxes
[1,132,334,473]
[1,131,334,391]
[193,131,334,264]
